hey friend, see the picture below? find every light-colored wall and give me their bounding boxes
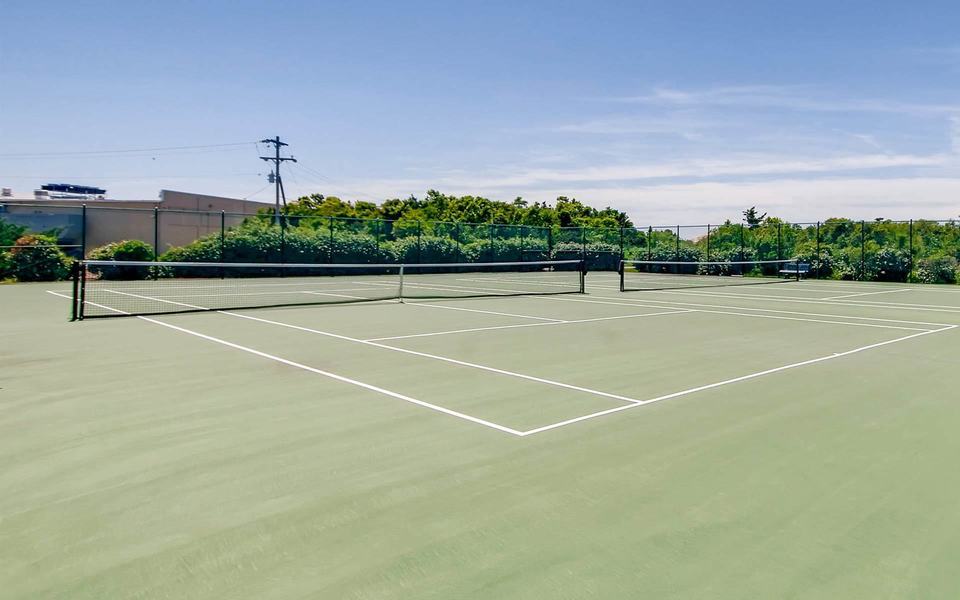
[1,191,272,256]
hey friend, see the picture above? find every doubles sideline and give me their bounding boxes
[48,287,957,437]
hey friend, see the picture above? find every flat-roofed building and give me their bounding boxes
[0,188,271,256]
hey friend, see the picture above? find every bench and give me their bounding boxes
[779,262,811,279]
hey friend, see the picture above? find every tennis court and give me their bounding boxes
[4,261,960,598]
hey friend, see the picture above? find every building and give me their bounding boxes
[0,188,272,256]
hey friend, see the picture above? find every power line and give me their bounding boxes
[291,162,385,203]
[0,173,259,180]
[0,142,258,159]
[243,183,273,200]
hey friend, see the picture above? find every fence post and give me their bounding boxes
[488,223,494,262]
[375,219,380,262]
[220,211,225,261]
[706,225,710,262]
[417,221,422,264]
[777,221,782,260]
[816,221,821,279]
[739,223,745,262]
[455,222,461,262]
[675,225,680,261]
[80,204,87,258]
[153,207,159,261]
[520,225,526,261]
[860,220,866,280]
[547,227,553,258]
[280,214,286,263]
[580,226,586,260]
[908,219,914,274]
[647,226,652,261]
[328,216,334,263]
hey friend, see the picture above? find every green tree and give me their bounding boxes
[743,206,767,229]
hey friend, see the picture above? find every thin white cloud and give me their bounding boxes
[317,175,960,224]
[606,85,960,116]
[548,115,717,139]
[952,116,960,155]
[364,153,949,190]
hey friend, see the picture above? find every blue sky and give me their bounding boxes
[2,0,959,224]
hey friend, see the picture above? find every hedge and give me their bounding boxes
[6,235,72,282]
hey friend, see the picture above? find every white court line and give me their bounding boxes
[101,289,648,406]
[362,279,571,299]
[221,311,647,406]
[365,309,694,341]
[519,324,958,436]
[823,288,913,300]
[368,277,953,327]
[561,297,933,332]
[45,291,523,436]
[465,275,921,299]
[301,290,382,300]
[612,287,960,314]
[96,288,380,299]
[50,289,958,437]
[395,282,943,331]
[565,294,955,328]
[402,301,565,322]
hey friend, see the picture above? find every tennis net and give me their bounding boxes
[74,259,586,319]
[619,259,803,292]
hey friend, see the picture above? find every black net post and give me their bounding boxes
[78,262,87,320]
[815,221,821,278]
[70,260,80,321]
[618,259,625,292]
[80,204,87,258]
[547,227,553,258]
[619,226,624,261]
[795,258,801,282]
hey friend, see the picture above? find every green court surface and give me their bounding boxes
[3,273,960,598]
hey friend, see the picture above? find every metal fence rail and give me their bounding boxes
[2,202,959,282]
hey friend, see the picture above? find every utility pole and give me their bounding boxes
[259,136,297,225]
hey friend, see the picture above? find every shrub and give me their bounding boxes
[88,240,156,280]
[386,235,461,263]
[89,239,156,262]
[870,248,911,282]
[0,217,27,247]
[7,235,72,282]
[910,255,958,284]
[0,251,12,280]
